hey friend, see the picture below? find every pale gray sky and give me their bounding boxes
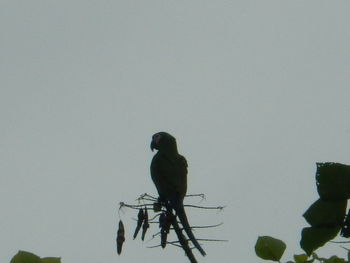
[1,1,350,263]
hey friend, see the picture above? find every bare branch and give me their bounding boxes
[119,202,154,210]
[330,241,350,244]
[197,238,228,242]
[190,223,224,229]
[183,204,225,211]
[185,194,206,200]
[118,193,225,263]
[341,246,350,251]
[147,242,184,249]
[136,193,158,202]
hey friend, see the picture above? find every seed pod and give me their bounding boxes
[133,208,145,239]
[141,207,150,241]
[116,220,125,255]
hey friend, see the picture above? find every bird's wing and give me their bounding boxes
[150,153,187,201]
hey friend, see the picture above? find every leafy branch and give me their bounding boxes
[255,162,350,263]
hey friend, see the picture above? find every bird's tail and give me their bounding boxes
[176,205,206,256]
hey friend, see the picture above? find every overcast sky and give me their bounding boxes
[1,1,350,263]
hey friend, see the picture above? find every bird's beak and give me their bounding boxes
[150,140,156,151]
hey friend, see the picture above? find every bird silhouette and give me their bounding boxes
[150,132,206,256]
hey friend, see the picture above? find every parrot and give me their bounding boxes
[150,132,206,256]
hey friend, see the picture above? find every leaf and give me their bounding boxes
[294,254,309,263]
[10,251,41,263]
[303,199,347,227]
[10,251,61,263]
[300,226,340,255]
[316,163,350,201]
[255,236,286,261]
[312,253,319,260]
[322,255,347,263]
[41,258,61,263]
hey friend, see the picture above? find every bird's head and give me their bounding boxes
[150,132,177,152]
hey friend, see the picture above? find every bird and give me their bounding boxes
[150,132,206,256]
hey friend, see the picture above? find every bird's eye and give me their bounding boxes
[154,134,161,144]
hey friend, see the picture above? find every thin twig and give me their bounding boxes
[183,204,225,210]
[137,193,158,201]
[119,202,154,210]
[341,246,350,251]
[196,238,228,242]
[190,223,223,229]
[185,194,206,199]
[148,242,184,249]
[149,213,161,221]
